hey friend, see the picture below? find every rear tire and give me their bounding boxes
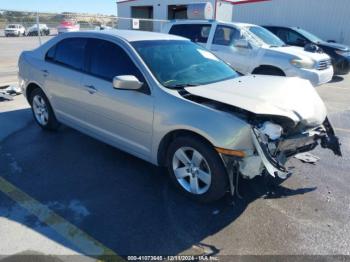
[166,136,228,203]
[29,88,60,131]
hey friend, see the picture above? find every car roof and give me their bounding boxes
[228,22,256,27]
[263,25,295,29]
[68,29,189,42]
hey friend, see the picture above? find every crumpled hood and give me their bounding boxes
[185,75,327,127]
[271,46,330,61]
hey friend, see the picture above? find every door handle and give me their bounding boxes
[84,84,97,94]
[41,69,49,76]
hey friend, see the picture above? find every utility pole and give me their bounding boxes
[36,11,41,46]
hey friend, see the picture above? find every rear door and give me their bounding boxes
[80,38,154,159]
[43,37,89,123]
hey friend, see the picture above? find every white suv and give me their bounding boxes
[163,20,334,86]
[5,24,26,37]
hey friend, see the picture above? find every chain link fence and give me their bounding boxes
[0,9,170,44]
[0,9,170,86]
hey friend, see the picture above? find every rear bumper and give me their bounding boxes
[250,118,341,179]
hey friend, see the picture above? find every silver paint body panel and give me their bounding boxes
[18,30,329,170]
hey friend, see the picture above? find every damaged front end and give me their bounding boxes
[244,117,342,180]
[181,75,342,183]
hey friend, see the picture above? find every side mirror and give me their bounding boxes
[234,39,250,49]
[113,75,143,90]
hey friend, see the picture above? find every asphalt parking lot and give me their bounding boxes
[0,36,350,261]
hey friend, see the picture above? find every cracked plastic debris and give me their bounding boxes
[0,85,22,101]
[294,152,320,164]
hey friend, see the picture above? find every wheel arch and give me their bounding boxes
[252,65,286,76]
[157,129,216,167]
[26,82,42,103]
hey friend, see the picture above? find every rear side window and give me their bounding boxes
[88,39,145,82]
[213,26,241,46]
[169,24,211,43]
[45,45,56,61]
[54,38,88,70]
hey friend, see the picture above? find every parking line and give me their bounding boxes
[0,176,123,262]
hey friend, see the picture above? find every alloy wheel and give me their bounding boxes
[172,147,212,195]
[32,95,49,126]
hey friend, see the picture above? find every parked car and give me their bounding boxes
[264,26,350,75]
[95,25,113,31]
[27,24,50,36]
[163,20,334,86]
[18,31,341,202]
[57,20,80,34]
[4,24,26,37]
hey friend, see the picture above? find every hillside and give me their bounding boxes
[0,10,117,28]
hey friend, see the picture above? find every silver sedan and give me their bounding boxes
[18,30,341,202]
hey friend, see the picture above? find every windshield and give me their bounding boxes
[247,26,285,47]
[8,25,17,28]
[295,28,323,43]
[132,40,238,88]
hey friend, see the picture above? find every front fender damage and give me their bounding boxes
[178,89,342,180]
[247,118,342,179]
[251,128,289,179]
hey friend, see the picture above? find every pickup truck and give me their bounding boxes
[162,20,334,86]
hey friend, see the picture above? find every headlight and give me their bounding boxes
[335,50,350,57]
[290,58,315,69]
[259,121,283,140]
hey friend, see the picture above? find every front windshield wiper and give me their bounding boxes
[164,83,200,89]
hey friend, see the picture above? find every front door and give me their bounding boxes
[80,38,154,159]
[210,25,254,74]
[277,28,308,47]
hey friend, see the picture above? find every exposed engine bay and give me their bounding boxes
[179,88,342,180]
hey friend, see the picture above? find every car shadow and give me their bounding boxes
[0,118,317,259]
[330,76,344,83]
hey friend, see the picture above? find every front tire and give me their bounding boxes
[166,136,228,203]
[29,88,60,131]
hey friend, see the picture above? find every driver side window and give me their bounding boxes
[213,26,241,46]
[278,29,306,46]
[87,39,149,93]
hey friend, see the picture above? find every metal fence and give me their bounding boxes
[0,9,170,46]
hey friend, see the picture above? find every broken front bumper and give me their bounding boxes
[251,118,342,179]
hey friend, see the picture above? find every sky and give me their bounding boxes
[0,0,118,15]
